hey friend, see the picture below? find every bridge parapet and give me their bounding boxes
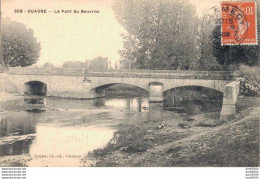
[8,67,85,76]
[8,67,240,80]
[86,70,239,80]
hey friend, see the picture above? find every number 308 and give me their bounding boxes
[14,9,23,13]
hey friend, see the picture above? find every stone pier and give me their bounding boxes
[220,79,242,120]
[81,80,105,99]
[149,82,164,102]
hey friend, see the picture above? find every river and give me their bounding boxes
[0,89,223,167]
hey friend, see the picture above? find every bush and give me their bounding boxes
[238,65,260,96]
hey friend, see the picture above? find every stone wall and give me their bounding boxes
[7,74,86,98]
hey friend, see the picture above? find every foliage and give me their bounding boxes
[89,56,108,70]
[239,64,260,96]
[43,62,55,68]
[62,56,108,69]
[1,18,41,68]
[62,61,86,68]
[196,11,223,71]
[114,61,119,69]
[105,84,149,97]
[113,0,199,70]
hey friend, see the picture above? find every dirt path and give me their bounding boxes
[132,107,260,166]
[139,107,260,158]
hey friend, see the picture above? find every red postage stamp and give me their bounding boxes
[221,1,258,45]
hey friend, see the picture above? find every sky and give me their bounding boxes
[2,0,220,66]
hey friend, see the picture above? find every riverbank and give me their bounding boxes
[84,96,260,167]
[0,155,32,167]
[0,92,22,103]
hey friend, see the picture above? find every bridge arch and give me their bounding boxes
[91,82,149,92]
[163,85,224,95]
[163,80,228,93]
[24,81,47,96]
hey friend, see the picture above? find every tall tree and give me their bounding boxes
[63,61,86,68]
[1,18,41,69]
[89,56,108,70]
[118,34,137,69]
[43,62,55,68]
[113,0,199,70]
[196,10,222,71]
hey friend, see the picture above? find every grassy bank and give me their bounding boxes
[0,155,31,167]
[84,96,260,167]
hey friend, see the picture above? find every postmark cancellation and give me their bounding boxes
[221,1,258,45]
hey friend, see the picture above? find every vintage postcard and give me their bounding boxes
[0,0,259,177]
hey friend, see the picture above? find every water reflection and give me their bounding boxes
[0,89,223,166]
[0,112,37,137]
[164,89,222,114]
[28,125,115,167]
[105,98,149,112]
[0,138,35,156]
[24,96,47,112]
[0,112,37,156]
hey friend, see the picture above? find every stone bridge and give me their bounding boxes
[2,67,242,118]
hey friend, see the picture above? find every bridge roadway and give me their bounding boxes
[2,67,241,118]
